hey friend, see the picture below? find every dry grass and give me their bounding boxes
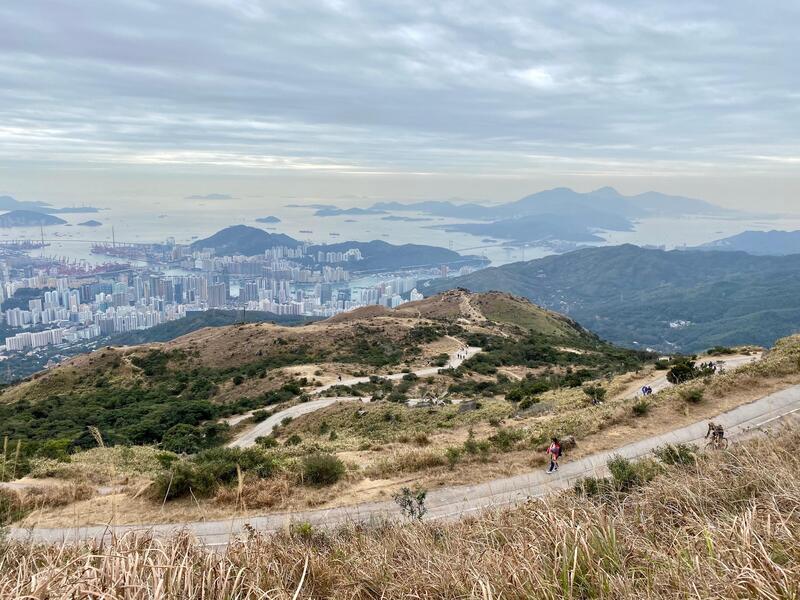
[27,446,166,485]
[3,428,800,599]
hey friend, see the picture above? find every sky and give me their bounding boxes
[0,0,799,211]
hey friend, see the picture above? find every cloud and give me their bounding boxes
[0,0,797,188]
[184,193,235,200]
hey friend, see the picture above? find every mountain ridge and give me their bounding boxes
[424,244,800,352]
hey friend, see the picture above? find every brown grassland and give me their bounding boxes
[2,427,799,599]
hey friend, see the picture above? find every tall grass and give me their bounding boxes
[2,429,799,599]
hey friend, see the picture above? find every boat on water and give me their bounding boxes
[329,232,340,237]
[300,229,313,234]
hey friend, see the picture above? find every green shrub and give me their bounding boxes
[445,447,462,469]
[653,443,697,466]
[631,398,650,416]
[285,434,302,446]
[151,461,216,501]
[251,410,270,423]
[583,384,607,403]
[302,453,345,486]
[255,435,278,448]
[679,387,704,403]
[488,428,525,452]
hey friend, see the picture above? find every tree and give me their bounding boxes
[583,384,607,404]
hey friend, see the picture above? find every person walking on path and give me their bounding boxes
[546,437,561,474]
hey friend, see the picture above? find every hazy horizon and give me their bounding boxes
[1,1,799,213]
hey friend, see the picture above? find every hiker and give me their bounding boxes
[545,437,561,474]
[337,374,342,382]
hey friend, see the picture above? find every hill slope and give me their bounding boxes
[425,245,800,352]
[0,290,645,450]
[109,310,317,345]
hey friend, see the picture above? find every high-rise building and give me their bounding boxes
[208,283,226,308]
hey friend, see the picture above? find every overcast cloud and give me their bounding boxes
[0,0,798,208]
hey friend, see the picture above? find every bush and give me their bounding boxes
[151,461,216,501]
[488,428,525,452]
[576,455,661,500]
[666,359,715,384]
[251,410,270,423]
[255,435,278,448]
[445,447,462,469]
[583,384,607,404]
[285,434,302,446]
[302,453,345,486]
[631,398,650,417]
[653,443,697,466]
[393,487,427,520]
[413,433,430,446]
[679,387,704,404]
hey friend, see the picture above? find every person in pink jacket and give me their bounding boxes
[546,437,561,474]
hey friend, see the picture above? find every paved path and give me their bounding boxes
[10,383,800,546]
[226,345,482,447]
[625,354,760,397]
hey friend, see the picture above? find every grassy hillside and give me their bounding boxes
[110,309,316,345]
[0,290,650,480]
[425,245,800,352]
[3,426,798,598]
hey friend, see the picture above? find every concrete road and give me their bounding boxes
[10,382,800,546]
[629,353,761,397]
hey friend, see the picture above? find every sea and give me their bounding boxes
[5,199,800,269]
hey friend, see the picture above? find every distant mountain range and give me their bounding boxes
[0,210,67,228]
[317,187,737,244]
[424,244,800,352]
[698,230,800,256]
[0,195,98,214]
[191,225,487,272]
[314,207,387,217]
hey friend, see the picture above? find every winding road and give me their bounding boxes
[9,381,800,546]
[226,344,481,448]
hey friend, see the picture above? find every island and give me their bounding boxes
[77,220,102,227]
[0,210,67,228]
[191,225,489,272]
[255,216,281,224]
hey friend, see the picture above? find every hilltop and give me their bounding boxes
[425,244,800,352]
[191,225,299,255]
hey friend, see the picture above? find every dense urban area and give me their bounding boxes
[0,235,475,379]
